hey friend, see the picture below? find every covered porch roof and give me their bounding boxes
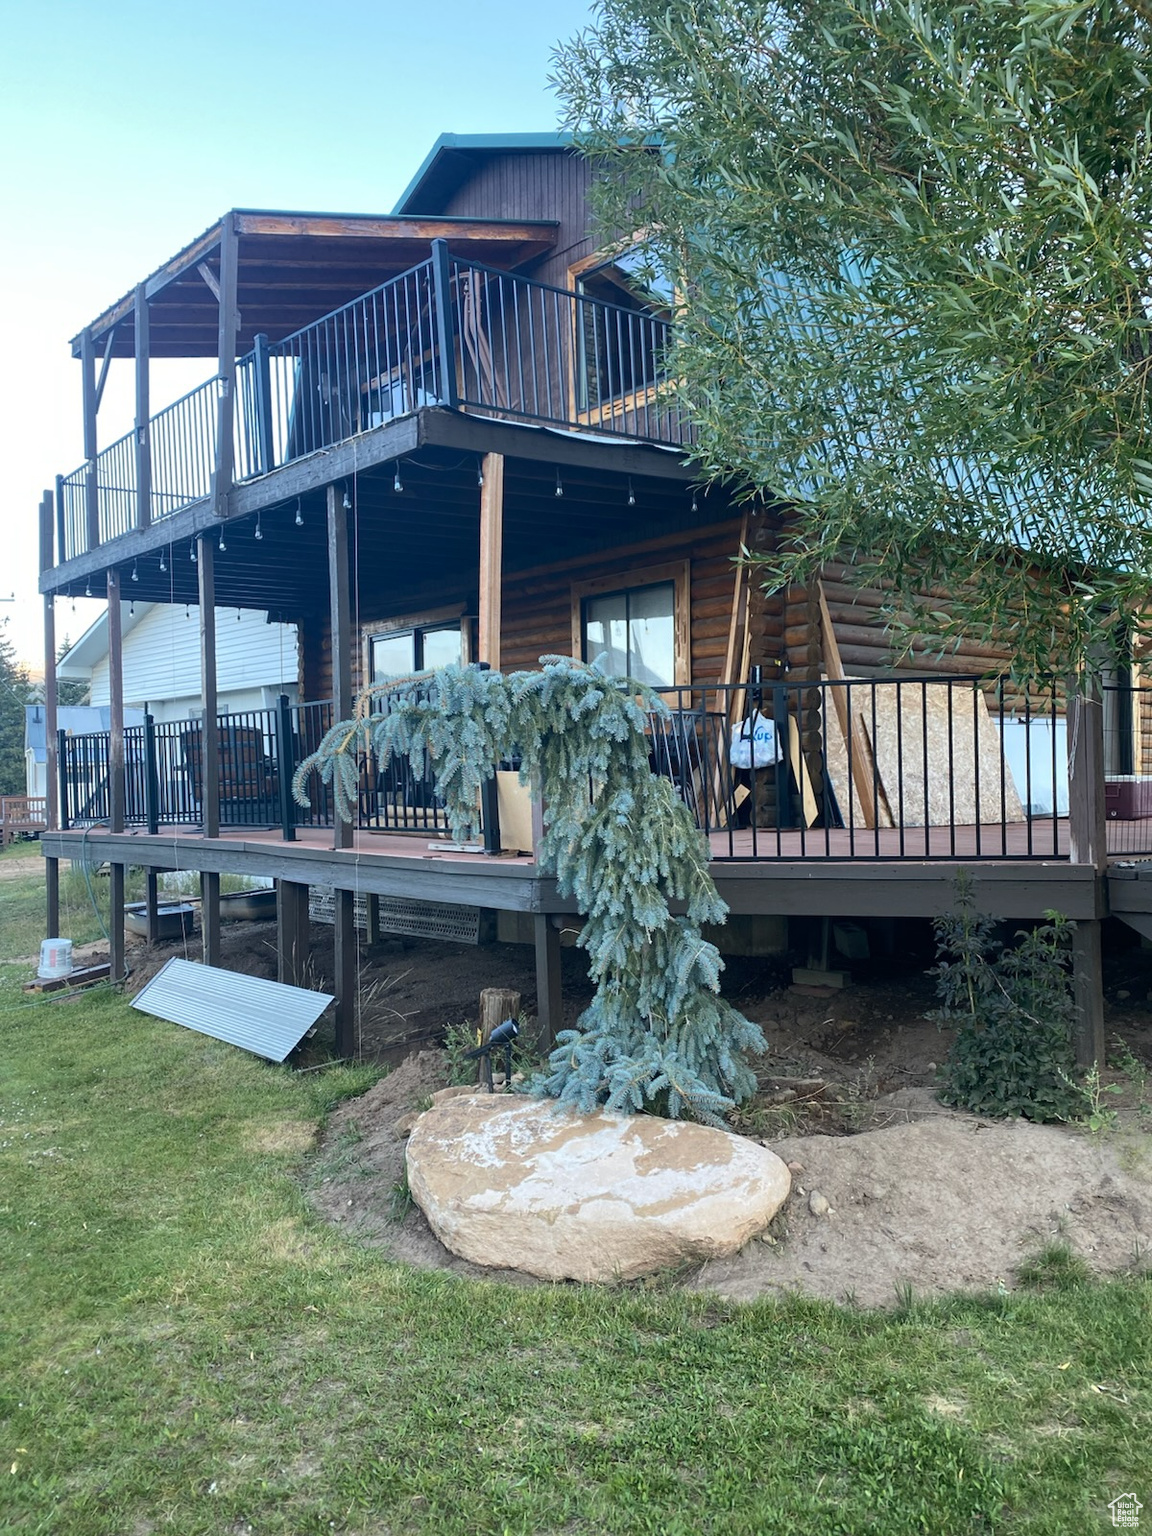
[71,210,560,359]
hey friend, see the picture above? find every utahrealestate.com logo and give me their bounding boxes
[1110,1494,1143,1529]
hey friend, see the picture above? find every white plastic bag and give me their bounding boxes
[730,712,781,770]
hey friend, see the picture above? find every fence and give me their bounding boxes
[55,675,1152,863]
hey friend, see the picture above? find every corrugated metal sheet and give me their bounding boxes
[131,958,333,1062]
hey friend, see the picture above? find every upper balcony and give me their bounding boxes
[51,213,691,570]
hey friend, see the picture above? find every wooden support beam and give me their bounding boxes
[107,569,125,834]
[145,868,160,946]
[276,879,311,985]
[327,485,353,850]
[109,862,126,983]
[818,580,876,829]
[134,283,151,531]
[200,870,221,967]
[533,913,562,1053]
[1068,681,1107,871]
[333,888,357,1058]
[40,496,58,833]
[212,216,239,519]
[80,327,100,552]
[94,322,118,410]
[45,858,60,941]
[478,452,504,669]
[1072,918,1106,1068]
[197,533,219,837]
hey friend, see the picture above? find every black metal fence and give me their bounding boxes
[56,246,693,561]
[56,674,1152,863]
[652,676,1071,861]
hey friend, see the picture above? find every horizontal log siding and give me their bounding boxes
[500,521,760,682]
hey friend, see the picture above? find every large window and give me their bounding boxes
[582,580,676,687]
[575,249,672,411]
[369,621,463,683]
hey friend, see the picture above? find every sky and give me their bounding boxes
[0,0,594,671]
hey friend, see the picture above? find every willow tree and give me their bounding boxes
[294,657,765,1124]
[554,0,1152,674]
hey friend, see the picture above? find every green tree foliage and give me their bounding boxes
[931,886,1086,1121]
[554,0,1152,674]
[0,628,34,796]
[294,657,765,1123]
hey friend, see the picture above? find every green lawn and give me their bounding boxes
[0,969,1148,1535]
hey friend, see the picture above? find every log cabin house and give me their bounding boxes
[33,131,1152,1060]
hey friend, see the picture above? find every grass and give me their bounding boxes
[0,967,1149,1534]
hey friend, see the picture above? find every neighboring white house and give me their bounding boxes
[24,704,145,799]
[57,603,298,723]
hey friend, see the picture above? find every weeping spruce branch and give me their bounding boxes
[293,657,765,1124]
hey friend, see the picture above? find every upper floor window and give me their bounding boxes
[370,621,462,683]
[582,580,676,688]
[575,249,673,411]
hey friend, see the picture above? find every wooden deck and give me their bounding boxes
[40,815,1126,923]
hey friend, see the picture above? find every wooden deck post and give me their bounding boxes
[1068,679,1107,1067]
[109,861,126,983]
[200,871,221,968]
[333,888,357,1057]
[80,326,100,552]
[40,492,59,940]
[134,283,151,531]
[197,534,219,839]
[327,485,354,850]
[479,452,504,669]
[276,879,311,986]
[533,913,562,1053]
[107,569,125,835]
[212,215,239,520]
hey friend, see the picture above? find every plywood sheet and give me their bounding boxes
[861,683,1025,827]
[823,694,893,828]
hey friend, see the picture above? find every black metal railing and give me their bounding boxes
[55,248,693,562]
[651,674,1072,861]
[1103,683,1152,858]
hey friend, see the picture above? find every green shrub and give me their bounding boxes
[931,885,1087,1122]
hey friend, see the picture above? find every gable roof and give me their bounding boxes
[393,132,574,216]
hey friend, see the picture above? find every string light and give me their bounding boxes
[159,548,167,573]
[190,540,197,564]
[477,457,484,487]
[85,577,91,597]
[294,498,304,527]
[129,599,135,616]
[218,527,226,552]
[131,558,139,582]
[185,604,190,619]
[627,477,636,507]
[691,489,699,513]
[555,468,564,499]
[342,488,352,510]
[393,461,404,493]
[254,512,263,541]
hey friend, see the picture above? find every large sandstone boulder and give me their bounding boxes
[406,1094,791,1282]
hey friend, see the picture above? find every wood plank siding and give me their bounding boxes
[439,151,600,288]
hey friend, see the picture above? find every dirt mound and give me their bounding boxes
[695,1091,1152,1307]
[308,1066,1152,1305]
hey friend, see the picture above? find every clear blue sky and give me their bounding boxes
[0,0,594,667]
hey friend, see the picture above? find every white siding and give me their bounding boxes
[90,605,297,714]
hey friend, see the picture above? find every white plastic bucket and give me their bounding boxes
[38,938,74,980]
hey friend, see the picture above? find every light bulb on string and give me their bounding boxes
[218,527,226,552]
[691,489,699,513]
[129,599,135,616]
[159,548,167,573]
[85,577,91,597]
[555,468,564,499]
[393,461,404,494]
[254,513,263,541]
[131,559,139,582]
[190,540,197,564]
[627,478,636,508]
[294,499,304,527]
[342,488,352,510]
[477,458,484,487]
